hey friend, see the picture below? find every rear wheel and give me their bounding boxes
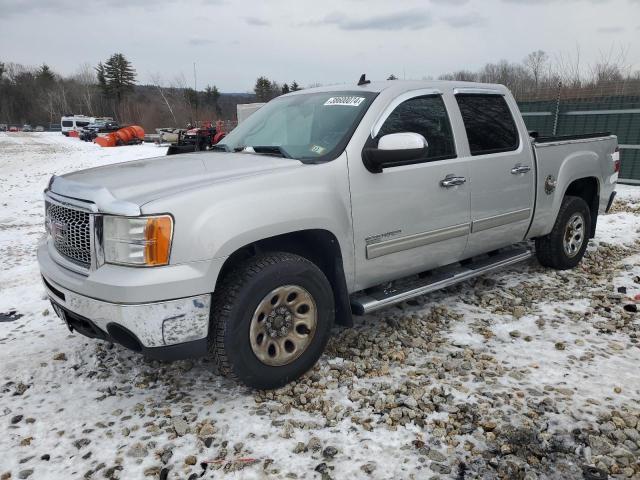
[210,252,334,389]
[536,195,591,270]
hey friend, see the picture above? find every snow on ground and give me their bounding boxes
[615,184,640,203]
[1,133,639,480]
[596,211,640,246]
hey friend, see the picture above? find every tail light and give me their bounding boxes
[613,147,620,173]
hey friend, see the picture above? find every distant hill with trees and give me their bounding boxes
[439,48,640,101]
[0,54,258,130]
[3,47,639,129]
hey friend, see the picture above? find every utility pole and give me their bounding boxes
[193,62,198,125]
[552,81,562,136]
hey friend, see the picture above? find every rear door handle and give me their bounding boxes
[440,174,467,188]
[511,164,531,175]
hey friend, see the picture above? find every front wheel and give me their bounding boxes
[210,252,334,389]
[536,195,591,270]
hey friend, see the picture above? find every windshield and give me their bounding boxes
[220,91,377,162]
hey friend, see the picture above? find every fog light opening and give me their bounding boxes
[107,323,143,352]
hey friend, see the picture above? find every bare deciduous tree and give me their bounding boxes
[73,63,98,116]
[438,70,477,82]
[524,50,548,88]
[149,73,178,126]
[590,45,630,85]
[553,45,583,88]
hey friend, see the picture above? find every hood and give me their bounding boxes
[51,152,302,214]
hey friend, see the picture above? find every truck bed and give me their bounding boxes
[527,133,617,240]
[534,132,612,143]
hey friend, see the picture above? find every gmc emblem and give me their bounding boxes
[47,217,68,243]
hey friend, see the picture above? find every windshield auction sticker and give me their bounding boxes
[324,96,366,107]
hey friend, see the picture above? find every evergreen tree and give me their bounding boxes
[290,81,301,91]
[281,83,290,94]
[95,62,107,91]
[254,76,272,102]
[185,88,198,111]
[269,80,281,99]
[36,64,55,83]
[204,85,214,103]
[387,74,398,80]
[205,84,222,116]
[212,85,221,116]
[100,53,136,104]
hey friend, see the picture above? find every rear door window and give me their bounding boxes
[455,94,519,155]
[377,95,456,161]
[62,121,73,127]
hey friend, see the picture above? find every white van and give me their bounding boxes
[60,115,95,136]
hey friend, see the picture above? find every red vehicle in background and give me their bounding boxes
[8,126,19,132]
[167,120,226,155]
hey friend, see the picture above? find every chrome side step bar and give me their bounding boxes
[350,247,533,315]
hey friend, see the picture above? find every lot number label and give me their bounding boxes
[324,96,365,107]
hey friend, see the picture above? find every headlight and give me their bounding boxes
[103,215,173,266]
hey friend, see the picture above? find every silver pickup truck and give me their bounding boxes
[38,79,619,388]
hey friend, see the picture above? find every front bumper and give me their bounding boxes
[36,186,226,359]
[42,274,211,359]
[38,239,226,304]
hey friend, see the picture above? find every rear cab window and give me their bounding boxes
[377,95,456,161]
[455,94,519,156]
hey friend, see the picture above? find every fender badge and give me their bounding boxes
[545,175,557,195]
[365,230,402,245]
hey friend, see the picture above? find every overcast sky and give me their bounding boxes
[0,0,638,92]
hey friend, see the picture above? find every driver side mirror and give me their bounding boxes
[363,132,429,173]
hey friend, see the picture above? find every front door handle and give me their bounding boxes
[511,164,531,175]
[440,174,467,188]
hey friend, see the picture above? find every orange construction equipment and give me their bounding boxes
[95,125,145,147]
[94,135,116,147]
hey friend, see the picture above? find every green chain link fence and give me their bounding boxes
[516,81,640,183]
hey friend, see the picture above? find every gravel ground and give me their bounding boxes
[1,133,639,479]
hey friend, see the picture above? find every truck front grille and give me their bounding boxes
[45,201,92,268]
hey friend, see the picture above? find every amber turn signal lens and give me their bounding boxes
[144,216,173,266]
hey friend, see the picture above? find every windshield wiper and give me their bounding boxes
[210,144,230,152]
[234,145,292,158]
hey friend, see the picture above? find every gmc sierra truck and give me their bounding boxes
[38,79,619,389]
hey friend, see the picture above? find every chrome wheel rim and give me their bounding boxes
[563,212,585,258]
[249,285,317,367]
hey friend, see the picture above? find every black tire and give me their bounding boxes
[535,195,591,270]
[210,252,335,389]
